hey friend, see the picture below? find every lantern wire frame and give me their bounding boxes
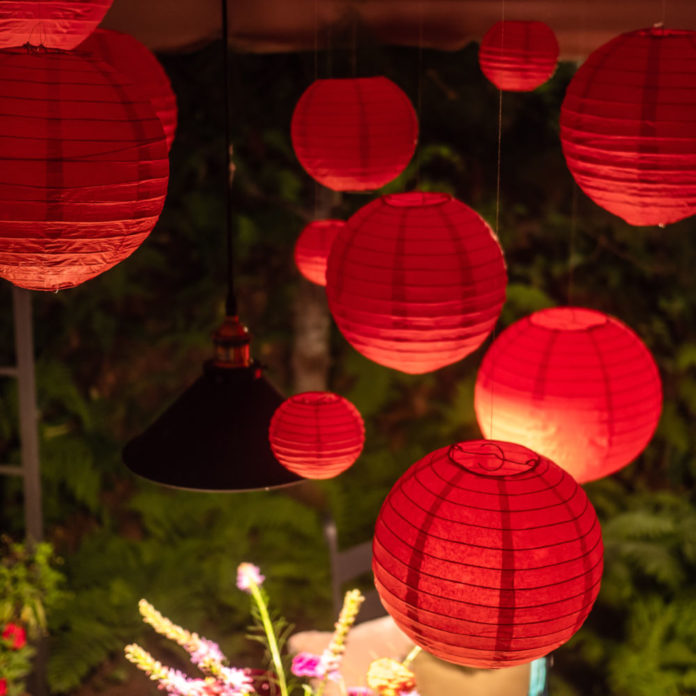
[123,0,301,492]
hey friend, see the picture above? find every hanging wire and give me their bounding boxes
[351,11,358,77]
[567,0,587,306]
[489,0,505,438]
[415,0,424,189]
[567,185,578,305]
[221,0,237,317]
[313,0,320,222]
[314,0,319,80]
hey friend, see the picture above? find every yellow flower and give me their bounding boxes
[366,658,416,696]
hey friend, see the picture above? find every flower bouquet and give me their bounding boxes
[125,563,420,696]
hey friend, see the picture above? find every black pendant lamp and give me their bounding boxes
[123,0,302,492]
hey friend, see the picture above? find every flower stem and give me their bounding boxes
[401,646,421,669]
[249,583,289,696]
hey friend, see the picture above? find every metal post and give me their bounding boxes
[12,286,48,696]
[12,286,43,543]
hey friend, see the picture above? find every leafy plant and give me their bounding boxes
[0,538,65,695]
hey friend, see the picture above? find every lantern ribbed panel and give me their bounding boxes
[291,77,418,192]
[372,440,604,668]
[269,392,365,479]
[325,192,507,374]
[0,0,112,49]
[80,29,178,151]
[0,50,169,291]
[560,27,696,227]
[474,307,662,483]
[479,21,559,92]
[294,219,345,286]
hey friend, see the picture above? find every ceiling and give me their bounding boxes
[102,0,696,57]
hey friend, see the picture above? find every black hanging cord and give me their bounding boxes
[221,0,237,317]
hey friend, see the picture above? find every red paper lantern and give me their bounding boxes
[291,77,418,191]
[479,21,559,91]
[0,0,112,50]
[0,50,169,291]
[269,391,365,480]
[79,29,178,151]
[325,192,507,374]
[560,27,696,227]
[372,439,604,668]
[294,219,345,286]
[474,307,662,483]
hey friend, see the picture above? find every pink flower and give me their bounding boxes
[348,688,373,696]
[0,678,6,696]
[291,652,324,678]
[291,652,342,681]
[219,667,254,692]
[188,637,226,668]
[2,623,26,650]
[236,563,265,592]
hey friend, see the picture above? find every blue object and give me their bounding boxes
[528,657,548,696]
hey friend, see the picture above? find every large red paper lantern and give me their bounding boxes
[294,219,345,286]
[290,77,418,191]
[0,50,169,291]
[325,192,507,374]
[474,307,662,483]
[479,21,559,91]
[0,0,112,50]
[269,391,365,480]
[79,29,178,151]
[560,27,696,227]
[373,439,604,668]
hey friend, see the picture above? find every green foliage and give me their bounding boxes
[0,538,65,695]
[45,489,331,692]
[554,486,696,695]
[0,636,34,696]
[0,537,65,638]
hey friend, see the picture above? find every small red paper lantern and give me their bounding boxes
[79,29,178,151]
[294,219,345,286]
[560,27,696,227]
[372,440,604,668]
[325,192,507,374]
[474,307,662,483]
[0,0,112,50]
[0,50,169,291]
[291,77,418,191]
[269,391,365,480]
[479,21,559,91]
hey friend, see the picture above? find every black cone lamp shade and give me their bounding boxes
[123,316,302,492]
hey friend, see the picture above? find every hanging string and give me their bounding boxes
[494,91,503,241]
[567,185,578,305]
[415,0,424,190]
[567,0,587,307]
[351,11,357,77]
[326,0,332,78]
[314,0,319,81]
[313,0,320,222]
[489,0,505,439]
[221,0,236,317]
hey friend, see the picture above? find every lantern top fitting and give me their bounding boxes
[383,192,451,208]
[529,306,608,331]
[447,440,540,478]
[290,391,343,407]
